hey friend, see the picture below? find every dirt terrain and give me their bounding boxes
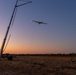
[0,56,76,75]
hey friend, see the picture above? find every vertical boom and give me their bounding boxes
[0,0,18,55]
[0,0,32,57]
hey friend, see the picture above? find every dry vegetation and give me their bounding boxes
[0,55,76,75]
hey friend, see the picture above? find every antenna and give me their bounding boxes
[0,0,32,57]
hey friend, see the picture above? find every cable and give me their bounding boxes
[3,7,18,52]
[3,34,11,52]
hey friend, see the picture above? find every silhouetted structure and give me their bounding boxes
[0,0,32,60]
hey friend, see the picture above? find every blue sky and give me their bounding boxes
[0,0,76,54]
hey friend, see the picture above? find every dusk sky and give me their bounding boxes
[0,0,76,54]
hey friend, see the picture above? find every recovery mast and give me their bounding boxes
[0,0,32,57]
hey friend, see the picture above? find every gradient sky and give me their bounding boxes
[0,0,76,54]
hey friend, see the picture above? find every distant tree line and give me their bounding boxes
[11,53,76,56]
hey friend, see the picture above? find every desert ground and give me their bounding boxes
[0,55,76,75]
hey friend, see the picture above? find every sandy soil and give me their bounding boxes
[0,56,76,75]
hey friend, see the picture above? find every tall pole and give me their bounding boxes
[0,0,18,56]
[0,0,32,56]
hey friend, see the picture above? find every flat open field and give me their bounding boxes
[0,56,76,75]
